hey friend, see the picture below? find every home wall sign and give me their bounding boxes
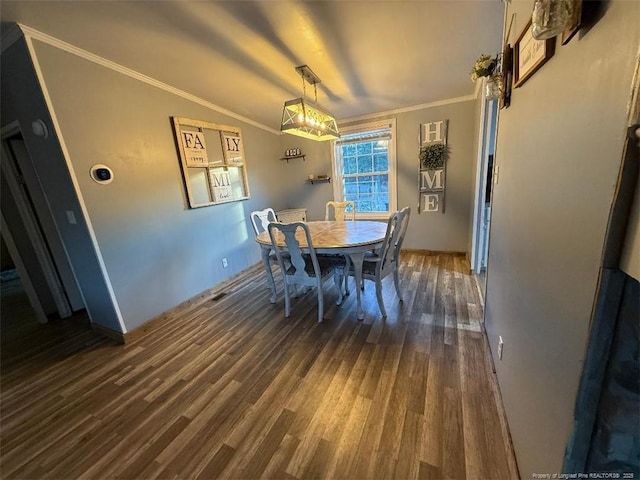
[419,120,448,214]
[172,117,250,208]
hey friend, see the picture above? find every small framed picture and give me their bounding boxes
[513,19,555,88]
[500,44,513,109]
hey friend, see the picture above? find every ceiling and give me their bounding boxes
[1,1,505,131]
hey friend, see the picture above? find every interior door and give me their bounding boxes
[7,136,84,310]
[471,97,498,275]
[0,135,74,319]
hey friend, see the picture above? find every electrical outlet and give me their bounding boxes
[221,258,228,268]
[498,336,504,360]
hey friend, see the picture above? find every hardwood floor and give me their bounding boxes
[0,253,518,479]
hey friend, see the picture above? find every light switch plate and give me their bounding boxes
[66,210,77,224]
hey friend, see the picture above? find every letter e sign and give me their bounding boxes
[421,193,440,212]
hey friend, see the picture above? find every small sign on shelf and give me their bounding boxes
[284,147,302,157]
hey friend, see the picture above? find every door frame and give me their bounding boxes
[1,122,72,318]
[6,130,84,311]
[470,91,498,274]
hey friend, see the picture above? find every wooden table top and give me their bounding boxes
[255,220,388,249]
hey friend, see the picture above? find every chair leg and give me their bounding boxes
[393,265,403,302]
[343,255,351,295]
[284,280,291,318]
[333,269,344,305]
[375,278,387,318]
[317,280,324,323]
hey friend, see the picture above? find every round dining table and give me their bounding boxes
[255,220,388,320]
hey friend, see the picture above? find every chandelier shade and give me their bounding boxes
[281,97,340,141]
[280,65,339,141]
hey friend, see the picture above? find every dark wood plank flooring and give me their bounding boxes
[0,253,518,479]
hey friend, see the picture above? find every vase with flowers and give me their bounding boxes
[470,54,502,101]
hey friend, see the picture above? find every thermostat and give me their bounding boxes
[90,164,114,185]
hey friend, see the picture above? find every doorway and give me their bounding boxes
[470,95,499,297]
[0,126,84,325]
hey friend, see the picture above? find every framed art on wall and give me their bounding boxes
[513,19,555,88]
[172,117,251,208]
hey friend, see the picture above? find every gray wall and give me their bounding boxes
[1,39,123,331]
[31,40,288,331]
[397,101,477,252]
[288,100,479,252]
[484,0,640,476]
[277,136,335,221]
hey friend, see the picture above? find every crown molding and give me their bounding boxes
[339,94,477,124]
[17,24,281,135]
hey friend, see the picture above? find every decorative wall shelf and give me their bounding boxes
[306,177,331,184]
[280,154,306,162]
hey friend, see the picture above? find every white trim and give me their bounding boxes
[1,23,23,53]
[23,35,128,334]
[470,92,489,273]
[331,118,397,219]
[473,78,483,99]
[17,24,280,136]
[339,94,476,124]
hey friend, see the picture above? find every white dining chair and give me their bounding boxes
[325,201,355,221]
[268,222,344,323]
[251,207,281,301]
[250,207,277,235]
[346,206,411,317]
[322,201,355,293]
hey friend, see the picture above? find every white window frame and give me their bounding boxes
[331,119,397,220]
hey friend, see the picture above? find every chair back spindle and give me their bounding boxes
[325,201,355,221]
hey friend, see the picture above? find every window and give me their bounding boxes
[332,120,397,219]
